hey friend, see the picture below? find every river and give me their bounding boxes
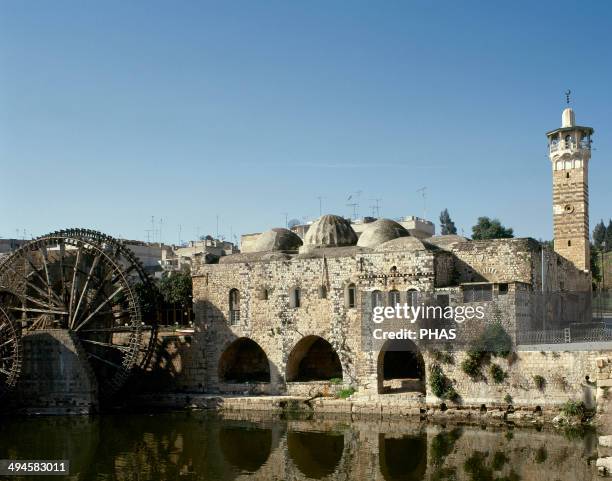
[0,411,599,480]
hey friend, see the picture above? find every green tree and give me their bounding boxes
[158,272,193,307]
[593,220,606,250]
[471,217,513,240]
[591,245,601,285]
[606,219,612,252]
[439,209,457,235]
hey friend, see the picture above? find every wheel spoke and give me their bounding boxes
[80,339,130,352]
[74,285,124,332]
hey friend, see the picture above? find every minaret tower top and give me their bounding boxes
[546,99,594,272]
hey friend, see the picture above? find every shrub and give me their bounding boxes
[561,400,587,418]
[429,364,459,401]
[504,393,513,404]
[533,375,546,390]
[329,377,342,385]
[489,364,507,384]
[337,387,356,399]
[461,355,482,378]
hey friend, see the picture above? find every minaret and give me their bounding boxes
[546,102,594,272]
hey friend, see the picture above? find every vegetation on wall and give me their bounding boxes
[429,364,459,401]
[461,323,512,381]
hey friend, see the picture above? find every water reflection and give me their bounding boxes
[219,426,272,473]
[287,431,344,479]
[379,434,427,481]
[0,411,599,480]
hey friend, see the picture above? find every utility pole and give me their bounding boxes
[416,187,427,219]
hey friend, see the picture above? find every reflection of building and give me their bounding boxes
[191,106,601,409]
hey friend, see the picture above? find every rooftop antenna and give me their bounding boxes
[178,224,182,245]
[216,215,219,239]
[282,212,288,228]
[151,216,155,243]
[370,198,382,218]
[565,89,571,105]
[316,196,324,217]
[416,187,427,219]
[159,218,163,244]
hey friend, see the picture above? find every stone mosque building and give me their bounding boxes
[191,107,598,408]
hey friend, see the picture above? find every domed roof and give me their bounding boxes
[375,236,427,252]
[253,228,303,252]
[357,219,409,248]
[424,235,469,250]
[303,215,357,248]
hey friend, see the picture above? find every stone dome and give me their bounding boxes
[356,219,409,248]
[253,228,303,252]
[303,215,357,248]
[375,236,427,252]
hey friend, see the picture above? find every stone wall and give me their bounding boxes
[189,236,603,410]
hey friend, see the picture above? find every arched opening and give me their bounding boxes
[219,425,272,472]
[218,338,271,383]
[287,431,344,479]
[372,290,383,308]
[286,336,342,382]
[406,288,418,307]
[388,289,400,307]
[229,288,240,325]
[345,283,356,308]
[379,433,427,481]
[377,339,425,394]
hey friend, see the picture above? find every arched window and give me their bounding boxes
[406,289,418,307]
[372,290,383,308]
[318,285,328,299]
[290,287,301,308]
[346,283,356,308]
[229,289,240,325]
[388,289,400,307]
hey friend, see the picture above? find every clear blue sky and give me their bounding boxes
[1,1,611,245]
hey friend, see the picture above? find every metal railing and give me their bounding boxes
[517,323,612,345]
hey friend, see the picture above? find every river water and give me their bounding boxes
[0,411,599,480]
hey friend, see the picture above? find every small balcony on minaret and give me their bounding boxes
[546,107,593,164]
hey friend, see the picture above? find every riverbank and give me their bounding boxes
[132,392,599,430]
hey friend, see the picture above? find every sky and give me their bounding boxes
[1,0,611,245]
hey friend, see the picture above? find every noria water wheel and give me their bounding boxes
[0,303,21,399]
[0,230,160,398]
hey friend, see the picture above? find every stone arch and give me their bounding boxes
[378,433,427,481]
[286,336,342,382]
[377,338,425,394]
[218,337,271,383]
[287,430,344,479]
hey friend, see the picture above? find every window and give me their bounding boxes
[436,294,449,307]
[229,289,240,325]
[566,172,570,179]
[498,283,509,295]
[318,285,327,299]
[388,289,400,307]
[290,287,301,308]
[372,290,383,308]
[406,289,418,306]
[346,283,356,308]
[568,240,572,247]
[463,285,493,302]
[260,288,269,300]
